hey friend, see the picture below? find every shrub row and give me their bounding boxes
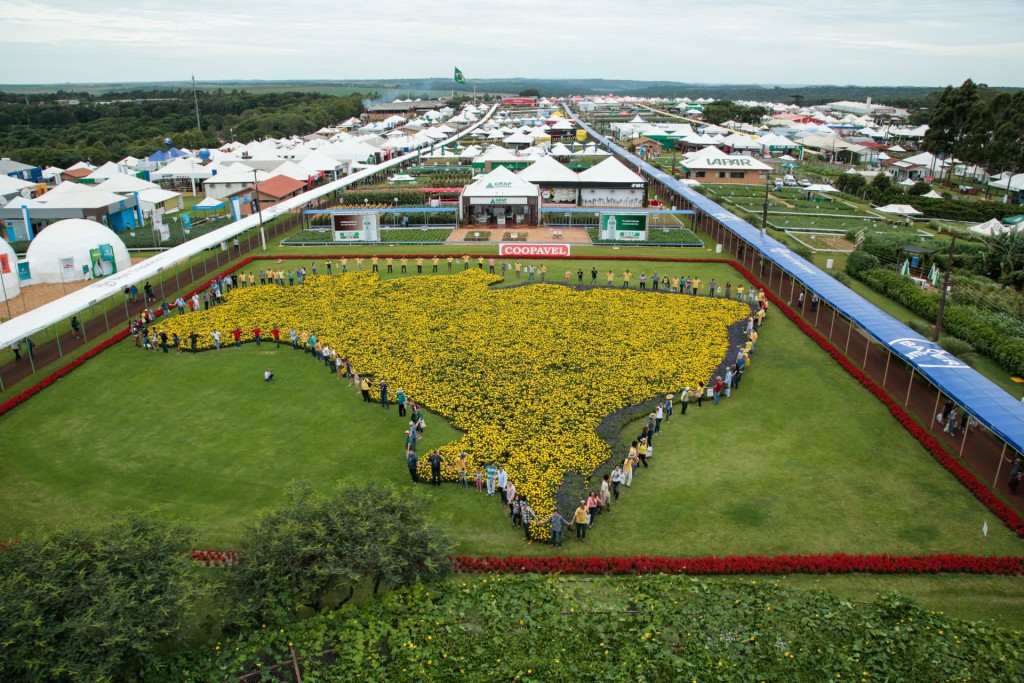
[853,267,1024,376]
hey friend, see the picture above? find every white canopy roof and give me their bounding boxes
[269,160,315,182]
[135,187,182,206]
[87,161,123,180]
[298,151,345,173]
[473,146,522,164]
[802,184,839,193]
[193,196,226,209]
[0,174,35,196]
[202,168,271,185]
[461,165,541,198]
[968,218,1016,237]
[31,182,130,210]
[757,132,798,149]
[517,155,579,184]
[96,173,159,193]
[502,131,533,145]
[876,204,923,216]
[577,157,646,184]
[151,157,215,180]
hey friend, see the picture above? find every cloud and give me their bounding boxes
[1,0,1022,86]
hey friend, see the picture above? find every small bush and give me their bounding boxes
[846,250,881,276]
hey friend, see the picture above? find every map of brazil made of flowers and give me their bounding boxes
[158,270,749,511]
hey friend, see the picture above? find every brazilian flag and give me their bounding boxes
[454,67,466,84]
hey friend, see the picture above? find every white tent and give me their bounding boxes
[193,196,226,210]
[803,184,839,193]
[517,155,579,184]
[0,174,35,199]
[875,204,923,216]
[85,161,122,180]
[25,218,131,283]
[269,160,315,182]
[577,157,645,184]
[96,173,159,194]
[298,151,346,175]
[461,165,541,199]
[0,237,21,301]
[922,190,944,199]
[150,157,216,180]
[968,218,1016,237]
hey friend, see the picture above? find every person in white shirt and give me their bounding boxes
[264,368,274,382]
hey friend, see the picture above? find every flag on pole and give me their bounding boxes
[928,263,940,287]
[454,67,466,84]
[983,520,989,537]
[898,259,910,276]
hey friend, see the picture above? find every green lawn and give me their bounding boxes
[4,247,1024,625]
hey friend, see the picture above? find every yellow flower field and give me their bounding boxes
[155,271,748,511]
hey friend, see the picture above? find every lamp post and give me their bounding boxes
[0,267,12,320]
[253,168,266,251]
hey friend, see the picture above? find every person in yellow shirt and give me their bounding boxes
[622,270,631,288]
[355,257,364,271]
[416,257,424,274]
[340,257,348,273]
[514,262,522,279]
[737,284,745,301]
[607,270,614,286]
[386,257,393,273]
[432,256,439,273]
[446,256,453,272]
[539,264,547,281]
[477,256,484,269]
[400,257,408,273]
[462,254,470,270]
[573,500,590,541]
[371,256,379,272]
[671,276,680,293]
[623,451,634,486]
[692,277,701,295]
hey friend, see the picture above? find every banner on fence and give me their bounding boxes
[600,213,648,241]
[498,243,570,257]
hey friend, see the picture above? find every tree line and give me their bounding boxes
[0,88,368,169]
[923,79,1024,188]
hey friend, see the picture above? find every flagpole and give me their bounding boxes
[192,74,202,133]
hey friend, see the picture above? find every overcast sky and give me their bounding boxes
[2,0,1022,88]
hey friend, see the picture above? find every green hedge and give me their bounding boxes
[586,226,704,246]
[853,267,1024,376]
[380,229,452,243]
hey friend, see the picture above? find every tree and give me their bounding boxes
[519,88,541,97]
[0,517,203,683]
[922,79,981,180]
[982,228,1024,285]
[837,172,868,198]
[226,482,452,624]
[908,181,932,196]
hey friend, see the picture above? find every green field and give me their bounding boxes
[3,244,1024,625]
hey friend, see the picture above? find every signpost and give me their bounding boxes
[600,213,648,241]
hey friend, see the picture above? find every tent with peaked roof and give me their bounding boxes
[876,204,923,216]
[459,165,541,225]
[577,157,647,208]
[968,218,1016,237]
[517,156,579,202]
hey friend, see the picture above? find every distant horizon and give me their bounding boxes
[3,0,1022,88]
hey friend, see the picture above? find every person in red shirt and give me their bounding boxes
[270,327,281,348]
[251,327,262,347]
[231,327,242,349]
[713,376,725,406]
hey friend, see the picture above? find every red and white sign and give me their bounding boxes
[498,243,571,257]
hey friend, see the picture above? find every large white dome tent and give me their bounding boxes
[25,218,131,284]
[0,236,20,303]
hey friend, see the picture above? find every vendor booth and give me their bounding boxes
[459,166,541,226]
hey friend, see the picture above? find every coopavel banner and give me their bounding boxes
[498,243,571,257]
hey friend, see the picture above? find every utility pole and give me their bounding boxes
[761,173,770,230]
[933,233,957,341]
[252,168,267,251]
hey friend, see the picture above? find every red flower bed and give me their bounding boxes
[190,549,241,567]
[451,554,1024,575]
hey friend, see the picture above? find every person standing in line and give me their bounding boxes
[573,500,590,541]
[724,367,733,398]
[591,267,598,285]
[189,332,199,352]
[607,270,615,287]
[211,329,221,350]
[474,470,484,492]
[520,499,537,543]
[463,254,470,270]
[447,256,454,272]
[485,462,498,496]
[542,508,572,548]
[663,395,673,423]
[428,450,443,486]
[457,451,469,488]
[360,376,372,402]
[432,256,439,273]
[416,257,424,274]
[610,465,623,500]
[696,381,705,408]
[230,327,242,348]
[586,491,601,527]
[623,451,634,488]
[654,403,663,433]
[252,326,262,347]
[488,257,495,273]
[622,270,631,288]
[497,466,509,504]
[713,375,725,406]
[540,264,547,281]
[378,379,389,409]
[708,278,717,297]
[71,316,81,339]
[396,387,407,417]
[600,474,612,512]
[270,326,281,348]
[725,282,732,299]
[158,330,169,353]
[407,449,420,483]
